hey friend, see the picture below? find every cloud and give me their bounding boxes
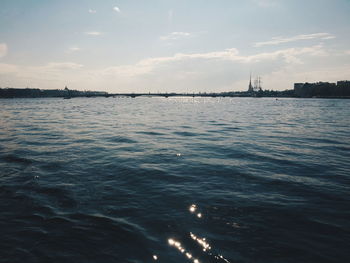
[85,31,102,36]
[67,47,81,53]
[88,9,96,14]
[0,63,18,74]
[254,33,335,47]
[0,43,8,58]
[345,50,350,55]
[0,45,333,92]
[99,50,241,78]
[0,62,83,75]
[100,45,327,78]
[146,45,325,65]
[248,45,327,64]
[259,64,350,92]
[46,62,83,70]
[113,6,121,13]
[160,32,192,41]
[0,62,85,90]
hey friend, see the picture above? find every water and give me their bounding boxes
[0,97,349,263]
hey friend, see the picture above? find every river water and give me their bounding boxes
[0,97,349,263]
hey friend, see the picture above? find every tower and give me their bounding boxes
[248,73,253,92]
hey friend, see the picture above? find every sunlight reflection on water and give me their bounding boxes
[0,97,349,263]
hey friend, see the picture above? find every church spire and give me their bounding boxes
[248,72,253,92]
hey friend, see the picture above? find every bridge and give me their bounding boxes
[105,92,248,98]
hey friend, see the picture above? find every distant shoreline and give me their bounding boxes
[1,87,350,99]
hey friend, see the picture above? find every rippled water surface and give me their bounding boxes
[1,97,349,263]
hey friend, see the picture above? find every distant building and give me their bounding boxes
[337,80,350,88]
[248,74,254,92]
[294,81,350,97]
[248,74,262,92]
[0,87,108,98]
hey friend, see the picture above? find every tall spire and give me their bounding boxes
[248,72,253,92]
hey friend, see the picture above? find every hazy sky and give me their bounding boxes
[1,0,350,92]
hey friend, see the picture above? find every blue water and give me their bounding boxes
[0,97,349,263]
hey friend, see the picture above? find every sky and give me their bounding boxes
[0,0,350,93]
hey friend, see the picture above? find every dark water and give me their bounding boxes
[0,97,349,263]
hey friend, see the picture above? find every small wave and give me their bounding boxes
[173,131,198,137]
[34,186,78,209]
[107,136,137,144]
[306,137,344,145]
[2,154,33,165]
[136,131,164,136]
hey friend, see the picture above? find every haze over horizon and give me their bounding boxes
[0,0,350,93]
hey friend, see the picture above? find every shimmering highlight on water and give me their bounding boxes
[0,97,349,263]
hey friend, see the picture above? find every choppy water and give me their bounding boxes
[0,97,349,263]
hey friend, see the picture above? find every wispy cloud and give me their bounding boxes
[101,44,327,77]
[88,9,96,14]
[0,62,85,89]
[46,62,83,70]
[160,32,192,41]
[67,47,81,53]
[0,43,8,58]
[1,45,326,78]
[85,31,102,36]
[0,63,17,74]
[254,33,335,47]
[150,45,325,65]
[0,45,335,92]
[0,62,83,77]
[113,6,121,13]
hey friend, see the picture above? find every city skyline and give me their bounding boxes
[0,0,350,93]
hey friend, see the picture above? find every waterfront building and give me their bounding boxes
[294,81,350,97]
